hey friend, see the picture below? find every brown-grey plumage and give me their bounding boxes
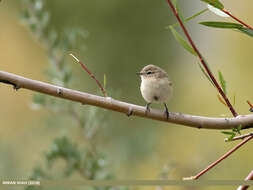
[137,64,173,120]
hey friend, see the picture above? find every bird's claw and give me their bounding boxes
[164,103,169,120]
[145,103,151,115]
[127,107,133,117]
[164,109,169,120]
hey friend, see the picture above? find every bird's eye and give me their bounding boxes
[147,71,153,75]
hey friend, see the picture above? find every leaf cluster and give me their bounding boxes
[222,125,242,142]
[168,0,252,138]
[20,1,127,189]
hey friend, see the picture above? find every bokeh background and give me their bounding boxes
[0,0,253,189]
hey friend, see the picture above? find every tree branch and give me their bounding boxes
[237,170,253,190]
[1,70,253,130]
[70,54,107,97]
[166,0,238,117]
[183,135,253,180]
[225,132,253,142]
[222,9,253,30]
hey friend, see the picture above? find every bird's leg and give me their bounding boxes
[145,103,151,115]
[127,106,133,117]
[163,103,169,120]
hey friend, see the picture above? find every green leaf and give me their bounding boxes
[197,62,215,87]
[227,133,236,141]
[222,131,236,142]
[233,125,242,135]
[200,21,243,29]
[207,4,229,17]
[169,26,197,56]
[233,93,236,106]
[167,8,208,29]
[185,8,208,23]
[218,71,227,95]
[238,28,253,37]
[200,22,253,38]
[221,131,235,135]
[200,0,224,10]
[104,73,107,90]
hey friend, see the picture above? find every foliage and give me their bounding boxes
[20,0,127,189]
[199,21,253,38]
[218,71,227,95]
[200,0,224,10]
[222,125,242,142]
[168,1,253,137]
[169,26,196,56]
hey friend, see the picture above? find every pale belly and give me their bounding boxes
[140,78,172,103]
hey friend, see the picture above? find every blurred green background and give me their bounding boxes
[1,0,253,189]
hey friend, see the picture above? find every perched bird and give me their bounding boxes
[137,64,173,119]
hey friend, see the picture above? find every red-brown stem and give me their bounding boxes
[247,100,253,108]
[222,9,253,30]
[186,135,253,180]
[237,170,253,190]
[70,54,107,97]
[167,0,238,117]
[225,132,253,142]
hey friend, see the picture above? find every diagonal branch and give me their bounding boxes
[225,132,253,142]
[222,9,253,30]
[70,54,107,97]
[184,135,253,180]
[237,170,253,190]
[0,70,253,130]
[166,0,238,117]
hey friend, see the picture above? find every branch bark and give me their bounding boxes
[1,70,253,130]
[237,170,253,190]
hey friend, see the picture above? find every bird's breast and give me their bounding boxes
[140,78,172,103]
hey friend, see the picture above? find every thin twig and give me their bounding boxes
[222,9,253,30]
[247,101,253,108]
[183,135,253,180]
[225,132,253,142]
[70,54,107,97]
[166,0,238,117]
[247,100,253,112]
[237,170,253,190]
[1,70,253,130]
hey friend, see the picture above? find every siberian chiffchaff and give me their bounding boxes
[137,64,173,119]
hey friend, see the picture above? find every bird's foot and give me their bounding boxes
[164,103,169,120]
[127,107,133,117]
[145,103,151,115]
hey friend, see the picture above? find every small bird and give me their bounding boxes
[137,64,173,120]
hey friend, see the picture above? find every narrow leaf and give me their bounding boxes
[227,133,236,141]
[218,71,227,95]
[236,125,242,135]
[167,8,208,29]
[200,21,243,29]
[185,8,208,22]
[169,26,197,56]
[197,62,215,87]
[238,28,253,38]
[217,94,228,107]
[233,93,236,106]
[207,4,229,17]
[200,0,224,10]
[221,131,235,135]
[103,73,107,90]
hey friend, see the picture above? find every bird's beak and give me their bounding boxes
[136,72,143,75]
